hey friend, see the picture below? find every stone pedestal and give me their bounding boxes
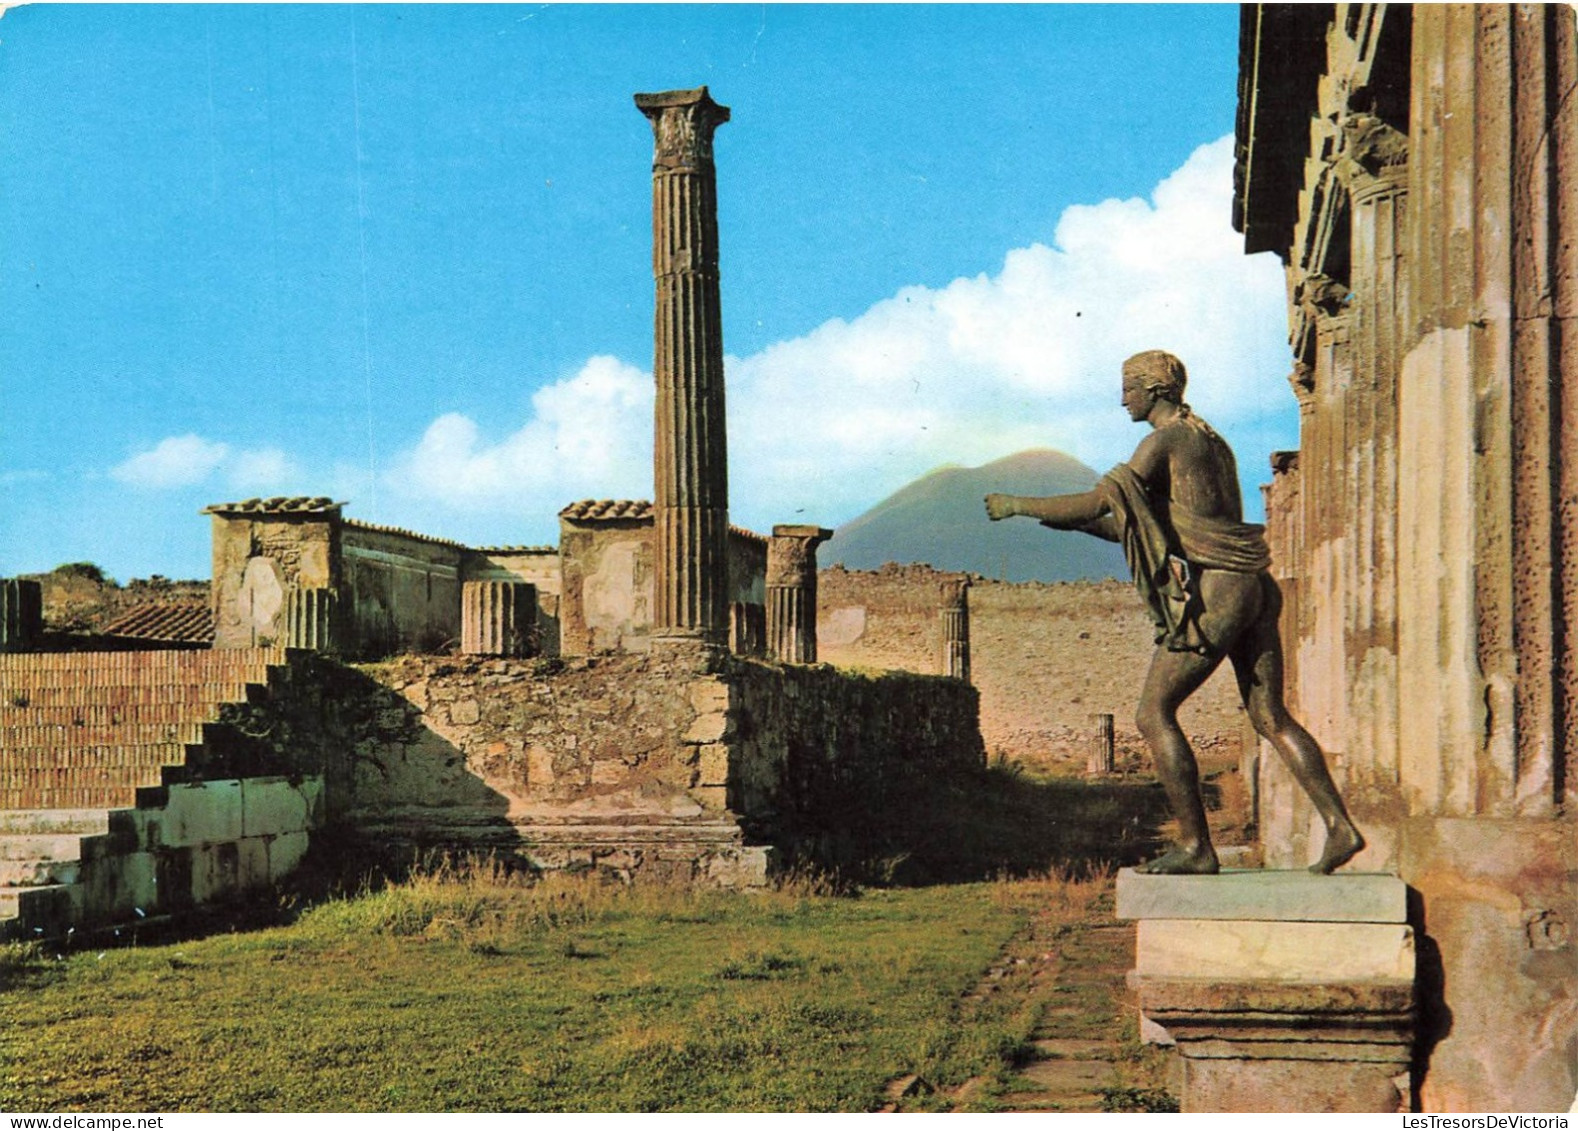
[1117,868,1415,1113]
[0,578,43,653]
[766,525,831,664]
[462,581,536,657]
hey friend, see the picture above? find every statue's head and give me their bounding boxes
[1122,350,1188,404]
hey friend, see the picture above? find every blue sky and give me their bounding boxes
[0,4,1296,581]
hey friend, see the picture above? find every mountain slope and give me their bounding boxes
[825,449,1128,582]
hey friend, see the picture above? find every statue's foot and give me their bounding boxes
[1309,822,1365,875]
[1135,845,1219,875]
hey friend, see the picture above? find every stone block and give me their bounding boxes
[590,761,625,785]
[191,841,241,902]
[450,699,481,726]
[236,836,270,891]
[526,745,555,788]
[240,777,312,838]
[268,831,310,882]
[1115,867,1406,923]
[684,709,732,744]
[1135,920,1414,982]
[1180,1057,1407,1114]
[688,678,732,714]
[696,743,730,787]
[691,785,728,811]
[162,781,244,847]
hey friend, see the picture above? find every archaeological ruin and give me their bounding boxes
[1208,3,1574,1112]
[0,83,982,945]
[1,7,1573,1115]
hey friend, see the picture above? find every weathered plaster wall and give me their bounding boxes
[818,566,1245,770]
[341,524,465,656]
[466,549,562,656]
[210,512,339,649]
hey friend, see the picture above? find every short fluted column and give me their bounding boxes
[635,86,732,646]
[939,576,971,682]
[283,587,341,654]
[766,525,831,664]
[0,578,43,653]
[463,581,537,658]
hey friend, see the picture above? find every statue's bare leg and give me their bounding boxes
[1229,576,1364,874]
[1134,644,1226,874]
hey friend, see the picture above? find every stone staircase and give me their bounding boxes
[0,648,288,939]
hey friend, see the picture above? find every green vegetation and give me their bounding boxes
[0,864,1097,1113]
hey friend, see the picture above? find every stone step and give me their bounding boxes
[1014,1059,1115,1094]
[0,744,191,771]
[0,856,79,886]
[0,809,111,836]
[0,703,223,727]
[1031,1038,1116,1060]
[2,684,257,708]
[0,723,205,748]
[0,882,79,938]
[0,832,85,861]
[1,781,165,811]
[0,648,281,675]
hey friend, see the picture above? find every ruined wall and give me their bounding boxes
[341,522,466,656]
[283,650,981,881]
[1237,4,1577,1111]
[727,661,984,855]
[817,566,1245,771]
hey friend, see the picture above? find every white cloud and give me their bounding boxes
[387,355,652,511]
[380,135,1293,534]
[110,434,230,488]
[725,135,1292,528]
[227,448,298,491]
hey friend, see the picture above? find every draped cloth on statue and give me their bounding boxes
[1095,464,1272,654]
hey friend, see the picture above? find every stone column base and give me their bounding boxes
[1118,868,1415,1113]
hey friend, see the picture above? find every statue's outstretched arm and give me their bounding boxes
[985,489,1109,530]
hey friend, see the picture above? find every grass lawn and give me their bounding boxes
[0,864,1101,1113]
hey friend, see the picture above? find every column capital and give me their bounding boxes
[767,526,832,589]
[635,86,730,170]
[1333,113,1409,199]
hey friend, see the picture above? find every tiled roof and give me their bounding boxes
[202,497,344,515]
[101,602,215,644]
[472,545,558,555]
[559,499,654,522]
[343,519,469,551]
[729,525,767,546]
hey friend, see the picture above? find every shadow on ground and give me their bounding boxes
[791,763,1180,887]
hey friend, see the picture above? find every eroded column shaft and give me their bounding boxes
[939,577,971,683]
[766,525,831,664]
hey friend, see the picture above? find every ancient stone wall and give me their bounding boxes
[817,565,1245,771]
[208,502,341,649]
[269,650,980,881]
[466,548,562,655]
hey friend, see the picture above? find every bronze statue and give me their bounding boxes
[985,350,1364,875]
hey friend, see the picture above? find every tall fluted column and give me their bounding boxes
[938,576,971,683]
[766,525,831,664]
[635,86,731,646]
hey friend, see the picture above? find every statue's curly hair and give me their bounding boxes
[1122,350,1188,403]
